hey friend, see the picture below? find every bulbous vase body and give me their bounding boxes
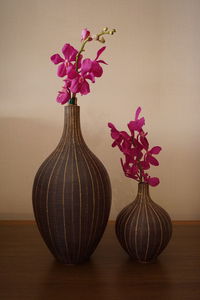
[116,183,172,263]
[32,105,111,264]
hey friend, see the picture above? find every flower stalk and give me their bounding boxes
[108,107,162,187]
[50,27,116,105]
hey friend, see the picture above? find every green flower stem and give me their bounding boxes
[75,28,116,72]
[139,163,143,182]
[71,27,116,104]
[69,97,77,105]
[75,38,90,71]
[71,38,90,103]
[95,28,116,41]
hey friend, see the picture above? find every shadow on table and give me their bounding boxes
[36,254,174,300]
[36,258,111,300]
[114,257,175,299]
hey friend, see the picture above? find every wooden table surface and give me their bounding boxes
[0,221,200,300]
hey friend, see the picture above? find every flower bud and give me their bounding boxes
[99,36,105,43]
[81,28,91,41]
[110,29,116,35]
[103,27,108,31]
[92,34,99,40]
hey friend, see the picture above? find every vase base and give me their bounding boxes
[138,259,157,264]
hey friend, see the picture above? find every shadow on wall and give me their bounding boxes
[0,116,173,220]
[0,117,61,219]
[2,116,199,220]
[0,116,117,219]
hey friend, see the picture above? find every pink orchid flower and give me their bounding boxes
[66,63,91,95]
[108,107,162,187]
[121,158,139,180]
[56,79,71,104]
[128,107,145,134]
[145,146,161,166]
[108,123,132,153]
[51,28,116,104]
[108,123,123,149]
[67,47,107,95]
[80,47,107,83]
[148,177,160,186]
[51,44,78,77]
[70,73,90,95]
[50,27,116,104]
[143,173,160,186]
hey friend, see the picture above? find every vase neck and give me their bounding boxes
[61,105,83,142]
[136,183,150,201]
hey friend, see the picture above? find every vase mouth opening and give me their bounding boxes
[65,104,80,109]
[138,182,149,186]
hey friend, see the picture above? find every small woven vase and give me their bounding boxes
[115,182,172,263]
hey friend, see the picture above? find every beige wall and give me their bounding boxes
[0,0,200,220]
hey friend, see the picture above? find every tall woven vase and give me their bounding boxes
[32,104,111,264]
[116,182,172,263]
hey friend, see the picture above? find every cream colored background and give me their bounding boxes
[0,0,200,220]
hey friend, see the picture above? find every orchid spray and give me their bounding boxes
[51,27,116,105]
[108,107,162,187]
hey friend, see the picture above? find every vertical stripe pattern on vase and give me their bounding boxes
[115,182,172,263]
[32,105,111,264]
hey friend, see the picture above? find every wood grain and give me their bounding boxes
[0,222,200,300]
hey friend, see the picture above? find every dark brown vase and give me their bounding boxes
[32,105,111,264]
[115,182,172,263]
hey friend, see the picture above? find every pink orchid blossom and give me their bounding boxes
[67,47,107,95]
[51,44,78,78]
[148,177,160,186]
[90,46,108,79]
[121,158,139,180]
[145,146,162,166]
[70,73,90,95]
[56,80,71,104]
[108,107,162,187]
[65,61,91,95]
[81,47,107,82]
[108,122,123,149]
[50,27,116,104]
[128,106,145,134]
